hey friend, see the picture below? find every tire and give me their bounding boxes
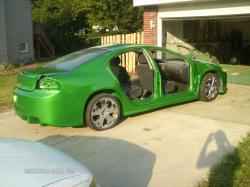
[85,93,121,131]
[199,73,220,102]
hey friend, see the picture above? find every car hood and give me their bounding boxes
[0,138,93,187]
[16,68,64,91]
[177,44,215,64]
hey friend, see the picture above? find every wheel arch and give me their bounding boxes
[198,70,223,93]
[83,89,123,126]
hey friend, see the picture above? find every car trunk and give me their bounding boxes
[16,68,64,91]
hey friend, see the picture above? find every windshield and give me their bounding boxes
[44,48,109,71]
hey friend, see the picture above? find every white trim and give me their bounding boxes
[158,1,250,19]
[133,0,209,6]
[159,6,250,18]
[157,18,163,47]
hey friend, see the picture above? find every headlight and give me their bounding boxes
[38,77,61,90]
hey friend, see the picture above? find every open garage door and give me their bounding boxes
[162,16,250,65]
[157,0,250,64]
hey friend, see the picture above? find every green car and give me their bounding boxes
[14,44,227,130]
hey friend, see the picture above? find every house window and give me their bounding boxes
[19,42,28,52]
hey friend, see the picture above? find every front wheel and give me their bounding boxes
[85,93,121,131]
[199,73,220,102]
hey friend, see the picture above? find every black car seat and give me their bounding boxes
[164,81,177,94]
[157,60,188,93]
[136,53,154,95]
[110,57,142,99]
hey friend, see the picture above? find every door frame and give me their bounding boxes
[143,46,197,102]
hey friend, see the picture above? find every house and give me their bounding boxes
[134,0,250,64]
[0,0,34,64]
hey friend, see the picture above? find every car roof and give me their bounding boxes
[97,44,161,51]
[96,44,187,59]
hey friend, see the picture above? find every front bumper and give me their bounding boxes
[14,88,84,127]
[219,71,228,94]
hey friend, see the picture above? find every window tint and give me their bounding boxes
[44,48,109,71]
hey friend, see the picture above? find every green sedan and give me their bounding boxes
[14,44,227,130]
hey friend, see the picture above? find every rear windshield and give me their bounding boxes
[44,48,109,71]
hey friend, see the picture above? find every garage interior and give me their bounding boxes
[163,16,250,65]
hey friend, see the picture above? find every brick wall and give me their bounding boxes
[144,6,158,45]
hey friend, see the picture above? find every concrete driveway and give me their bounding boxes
[0,84,250,187]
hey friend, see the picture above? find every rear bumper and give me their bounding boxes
[13,88,84,127]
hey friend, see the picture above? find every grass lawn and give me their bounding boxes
[0,72,18,112]
[0,60,50,113]
[220,64,250,86]
[197,133,250,187]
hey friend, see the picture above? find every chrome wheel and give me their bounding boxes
[91,97,119,129]
[204,76,219,100]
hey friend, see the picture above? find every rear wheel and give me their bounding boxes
[85,93,121,131]
[199,73,220,102]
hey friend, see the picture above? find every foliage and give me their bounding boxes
[84,0,143,34]
[32,0,89,54]
[32,0,143,54]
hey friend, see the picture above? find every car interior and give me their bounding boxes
[109,50,189,100]
[109,56,143,99]
[149,50,189,94]
[136,52,154,98]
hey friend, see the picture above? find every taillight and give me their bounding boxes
[38,77,61,90]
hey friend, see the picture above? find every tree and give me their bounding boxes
[32,0,143,54]
[32,0,89,54]
[84,0,143,34]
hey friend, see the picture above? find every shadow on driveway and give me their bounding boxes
[39,135,156,187]
[197,130,242,187]
[197,130,234,168]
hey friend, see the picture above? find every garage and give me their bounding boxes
[136,0,250,65]
[162,16,250,65]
